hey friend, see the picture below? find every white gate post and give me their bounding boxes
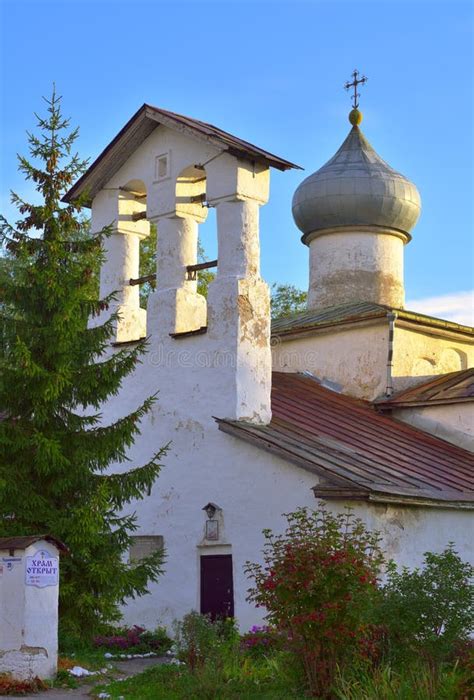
[0,536,66,680]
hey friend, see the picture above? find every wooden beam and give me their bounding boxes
[186,259,217,273]
[129,260,217,286]
[129,274,155,286]
[186,259,217,281]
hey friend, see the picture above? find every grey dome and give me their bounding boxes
[292,126,421,241]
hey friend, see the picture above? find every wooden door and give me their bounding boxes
[200,554,234,620]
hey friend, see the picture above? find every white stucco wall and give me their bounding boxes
[272,322,390,400]
[116,368,474,631]
[272,321,473,402]
[101,346,473,634]
[329,500,473,570]
[392,403,474,452]
[308,229,406,310]
[392,324,473,393]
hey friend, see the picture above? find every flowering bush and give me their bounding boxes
[240,625,280,658]
[245,507,384,697]
[93,625,171,654]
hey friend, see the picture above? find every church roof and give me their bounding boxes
[271,301,474,339]
[63,104,301,206]
[292,120,421,242]
[376,368,474,409]
[217,372,474,508]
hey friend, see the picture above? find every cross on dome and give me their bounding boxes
[344,69,367,109]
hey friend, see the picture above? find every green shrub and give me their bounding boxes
[172,611,239,670]
[245,506,384,698]
[379,545,474,665]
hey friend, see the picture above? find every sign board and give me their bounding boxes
[25,549,59,588]
[2,557,22,572]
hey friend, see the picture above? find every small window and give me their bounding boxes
[155,152,170,181]
[129,535,164,563]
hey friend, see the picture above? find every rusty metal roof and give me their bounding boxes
[63,104,301,206]
[377,368,474,409]
[271,301,474,338]
[217,372,474,507]
[0,535,68,552]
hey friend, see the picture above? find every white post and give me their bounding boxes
[206,197,271,423]
[213,199,261,279]
[147,214,207,336]
[0,537,64,680]
[91,189,150,343]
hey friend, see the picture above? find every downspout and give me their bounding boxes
[385,311,397,397]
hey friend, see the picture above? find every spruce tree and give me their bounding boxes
[0,90,167,637]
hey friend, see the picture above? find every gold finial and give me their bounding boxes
[349,108,363,126]
[344,69,367,125]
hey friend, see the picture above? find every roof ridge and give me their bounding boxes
[64,103,301,205]
[271,301,473,336]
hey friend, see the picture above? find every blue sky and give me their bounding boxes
[1,0,473,320]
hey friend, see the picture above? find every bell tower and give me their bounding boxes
[66,104,299,423]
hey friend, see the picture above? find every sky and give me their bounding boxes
[1,0,473,323]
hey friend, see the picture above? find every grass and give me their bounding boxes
[59,634,114,670]
[335,663,471,700]
[60,619,473,700]
[52,637,117,690]
[92,655,306,700]
[91,657,472,700]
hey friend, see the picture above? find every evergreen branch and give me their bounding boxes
[63,395,158,471]
[70,340,147,408]
[93,446,169,509]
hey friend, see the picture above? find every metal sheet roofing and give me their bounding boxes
[63,104,301,206]
[217,372,474,507]
[271,302,474,338]
[292,126,420,240]
[376,368,474,409]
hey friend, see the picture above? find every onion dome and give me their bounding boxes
[292,110,421,242]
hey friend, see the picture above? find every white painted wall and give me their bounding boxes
[307,229,406,310]
[392,325,473,393]
[103,345,473,633]
[272,321,473,402]
[329,500,473,570]
[393,403,474,452]
[0,541,59,680]
[272,321,389,400]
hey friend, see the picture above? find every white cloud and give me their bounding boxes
[406,290,474,327]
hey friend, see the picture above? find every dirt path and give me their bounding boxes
[19,657,168,699]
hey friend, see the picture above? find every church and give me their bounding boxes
[64,78,473,631]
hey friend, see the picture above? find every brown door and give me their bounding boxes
[200,554,234,620]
